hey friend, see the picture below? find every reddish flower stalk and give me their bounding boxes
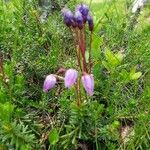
[76,77,81,106]
[79,29,87,73]
[70,27,82,71]
[83,25,87,55]
[75,29,82,71]
[75,28,87,73]
[82,25,87,72]
[89,31,93,74]
[79,29,84,56]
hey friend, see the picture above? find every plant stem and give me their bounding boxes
[89,31,93,74]
[77,76,82,106]
[70,28,82,71]
[60,127,79,138]
[53,75,64,81]
[79,30,87,73]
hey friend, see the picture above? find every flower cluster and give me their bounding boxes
[43,4,94,96]
[43,69,94,96]
[62,4,94,31]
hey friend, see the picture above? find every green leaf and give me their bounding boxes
[102,61,110,70]
[48,128,59,145]
[105,49,122,68]
[92,36,102,60]
[130,72,142,80]
[105,49,115,62]
[130,67,137,76]
[119,69,130,82]
[92,36,102,51]
[115,52,124,62]
[85,51,89,63]
[0,102,15,122]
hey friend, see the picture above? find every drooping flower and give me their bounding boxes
[81,74,94,96]
[87,14,94,31]
[43,74,56,92]
[72,16,77,28]
[75,11,84,29]
[65,69,78,88]
[62,8,74,27]
[76,4,89,22]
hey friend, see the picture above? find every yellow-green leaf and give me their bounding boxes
[48,128,59,145]
[130,72,142,80]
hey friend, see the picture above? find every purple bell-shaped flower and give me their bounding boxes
[43,74,57,92]
[87,14,94,31]
[75,11,84,29]
[81,74,94,96]
[62,8,74,27]
[76,4,89,22]
[65,69,78,88]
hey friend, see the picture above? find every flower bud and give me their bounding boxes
[76,4,89,23]
[81,74,94,96]
[43,74,56,92]
[65,69,78,88]
[75,11,84,29]
[72,16,77,28]
[62,8,74,27]
[87,14,94,31]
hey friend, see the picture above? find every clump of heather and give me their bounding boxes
[43,3,94,99]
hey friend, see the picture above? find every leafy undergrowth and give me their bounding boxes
[0,0,150,150]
